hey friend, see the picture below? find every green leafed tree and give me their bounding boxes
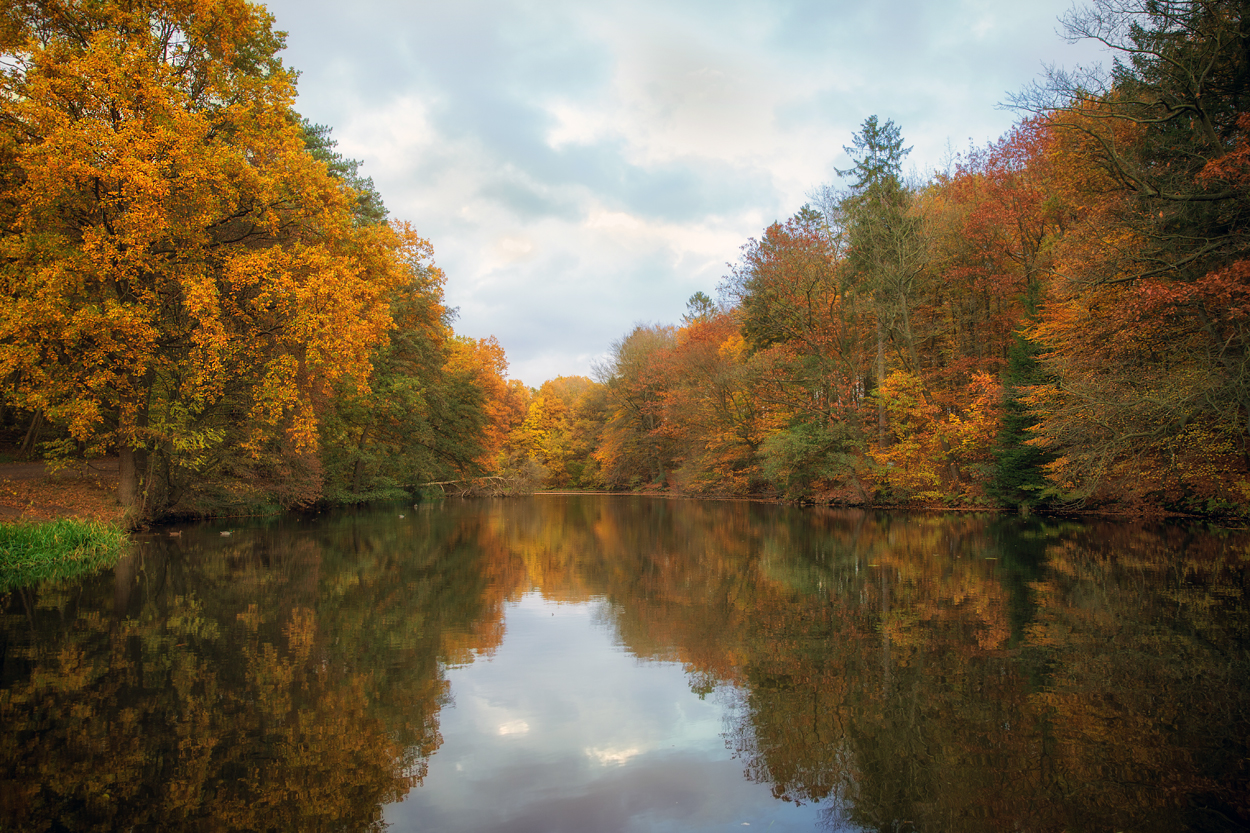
[837,116,926,445]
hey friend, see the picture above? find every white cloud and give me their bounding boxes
[262,0,1108,384]
[497,719,531,736]
[545,101,611,150]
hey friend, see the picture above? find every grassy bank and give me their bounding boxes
[0,518,129,592]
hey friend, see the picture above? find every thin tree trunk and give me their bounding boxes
[876,318,887,447]
[19,410,43,459]
[351,427,370,495]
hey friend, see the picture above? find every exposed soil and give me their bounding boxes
[0,457,124,524]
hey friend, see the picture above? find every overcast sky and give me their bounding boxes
[260,0,1106,386]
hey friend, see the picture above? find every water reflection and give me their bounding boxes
[1,497,1247,831]
[389,593,823,832]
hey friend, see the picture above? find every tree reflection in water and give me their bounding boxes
[0,506,502,831]
[1,498,1247,832]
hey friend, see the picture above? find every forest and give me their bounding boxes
[2,0,1249,521]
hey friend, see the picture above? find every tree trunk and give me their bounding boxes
[117,373,154,516]
[351,427,370,496]
[19,410,43,459]
[118,445,139,510]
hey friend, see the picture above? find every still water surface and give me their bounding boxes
[2,496,1248,831]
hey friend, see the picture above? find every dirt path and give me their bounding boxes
[0,457,124,524]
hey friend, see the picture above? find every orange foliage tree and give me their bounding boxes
[1013,0,1250,511]
[657,311,764,494]
[505,375,605,488]
[0,1,411,518]
[921,120,1068,385]
[446,336,530,473]
[871,370,1003,502]
[595,324,678,489]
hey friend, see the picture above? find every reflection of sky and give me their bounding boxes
[383,593,828,832]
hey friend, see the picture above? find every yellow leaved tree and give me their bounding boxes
[0,1,409,519]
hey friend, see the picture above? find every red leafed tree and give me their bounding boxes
[1016,0,1250,511]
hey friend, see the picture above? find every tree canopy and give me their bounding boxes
[0,0,509,520]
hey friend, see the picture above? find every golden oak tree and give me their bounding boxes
[504,375,604,488]
[0,1,408,518]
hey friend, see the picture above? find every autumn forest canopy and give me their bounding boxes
[2,0,1250,521]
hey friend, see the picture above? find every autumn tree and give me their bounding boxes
[723,208,872,499]
[871,369,1003,502]
[658,310,764,493]
[920,121,1068,384]
[319,239,498,503]
[504,375,605,488]
[446,335,531,477]
[0,0,409,519]
[1014,0,1250,509]
[595,324,677,488]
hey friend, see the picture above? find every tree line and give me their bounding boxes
[2,0,1248,519]
[484,0,1250,515]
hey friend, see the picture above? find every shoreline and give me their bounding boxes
[0,459,1236,529]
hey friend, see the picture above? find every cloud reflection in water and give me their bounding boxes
[383,592,822,832]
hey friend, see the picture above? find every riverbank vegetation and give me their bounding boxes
[2,0,1248,519]
[0,519,128,591]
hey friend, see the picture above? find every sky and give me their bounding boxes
[260,0,1108,386]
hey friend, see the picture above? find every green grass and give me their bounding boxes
[0,518,129,591]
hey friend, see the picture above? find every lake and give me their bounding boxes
[2,496,1248,832]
